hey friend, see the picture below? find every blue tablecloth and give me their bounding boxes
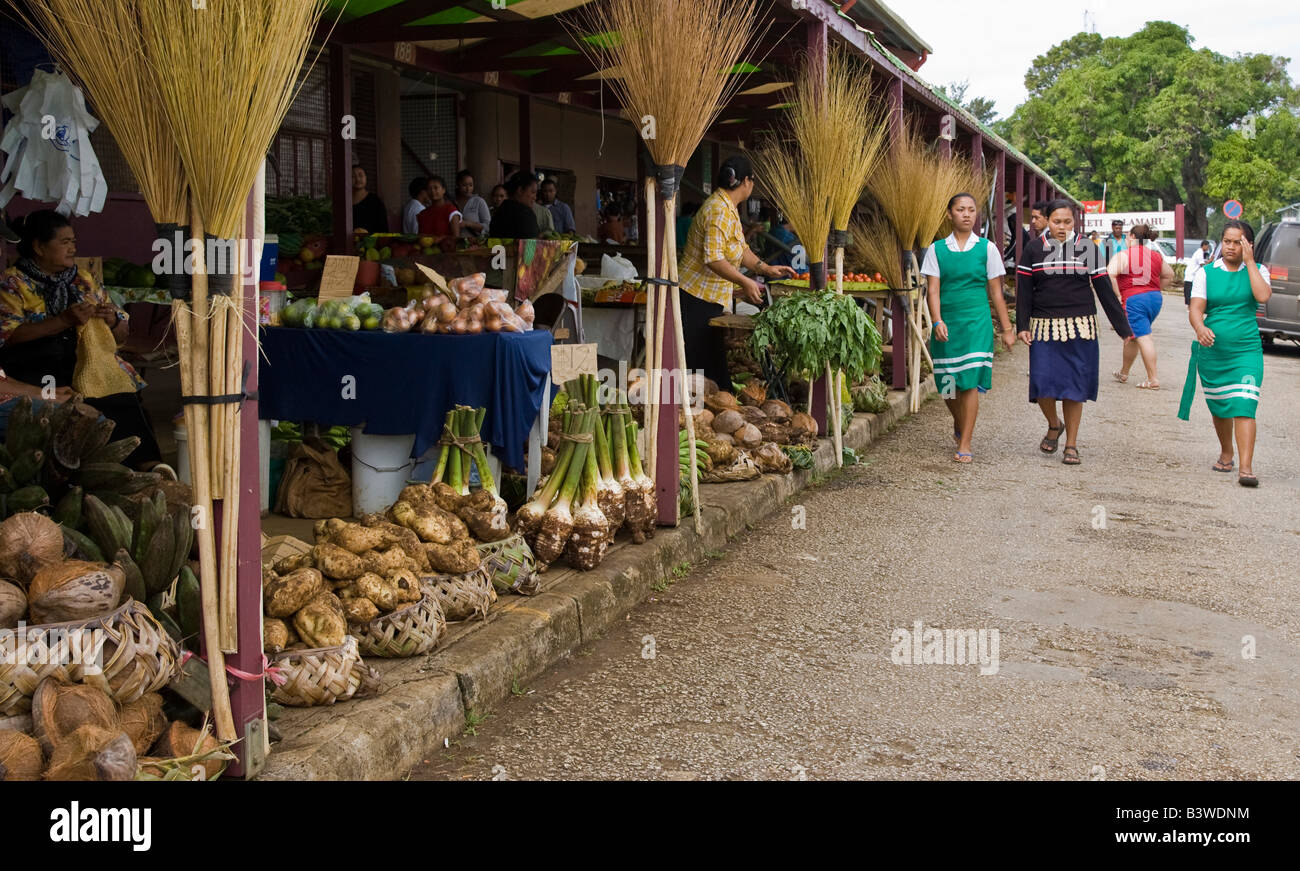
[259,328,553,470]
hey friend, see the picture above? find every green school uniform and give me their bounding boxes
[1178,261,1264,420]
[929,237,994,393]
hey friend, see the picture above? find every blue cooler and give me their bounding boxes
[259,234,279,282]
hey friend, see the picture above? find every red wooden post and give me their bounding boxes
[994,150,1006,253]
[806,16,831,431]
[1175,203,1185,256]
[329,46,353,253]
[652,192,680,526]
[1015,162,1026,266]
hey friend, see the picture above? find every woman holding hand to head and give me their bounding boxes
[923,193,1016,463]
[1109,223,1173,389]
[1178,220,1271,487]
[1016,199,1134,466]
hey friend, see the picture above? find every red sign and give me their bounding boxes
[1081,201,1104,214]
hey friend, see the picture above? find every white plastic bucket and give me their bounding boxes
[174,424,191,485]
[350,428,416,516]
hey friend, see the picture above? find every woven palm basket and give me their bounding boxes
[349,588,447,658]
[476,532,540,596]
[0,600,180,716]
[422,565,496,622]
[269,636,382,708]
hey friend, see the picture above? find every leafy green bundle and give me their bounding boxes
[750,290,882,385]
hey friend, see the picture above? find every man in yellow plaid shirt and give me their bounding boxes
[678,155,796,386]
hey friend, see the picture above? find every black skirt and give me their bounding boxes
[678,290,729,389]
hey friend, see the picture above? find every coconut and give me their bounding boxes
[738,404,767,424]
[735,423,762,449]
[712,432,735,447]
[759,422,793,445]
[760,399,793,422]
[151,722,224,780]
[0,729,44,781]
[0,513,65,586]
[0,713,33,733]
[43,725,137,781]
[712,409,745,435]
[695,408,715,431]
[790,412,818,440]
[0,579,26,629]
[31,678,119,756]
[703,391,739,414]
[703,440,736,468]
[738,381,767,407]
[27,560,125,625]
[753,442,794,474]
[117,693,167,756]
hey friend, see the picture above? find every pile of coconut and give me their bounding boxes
[688,380,817,478]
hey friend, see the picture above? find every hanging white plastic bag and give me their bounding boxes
[600,252,637,281]
[0,69,108,217]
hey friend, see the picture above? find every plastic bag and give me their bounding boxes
[600,253,637,281]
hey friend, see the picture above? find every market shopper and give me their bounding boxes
[678,155,797,387]
[1178,220,1271,487]
[351,164,389,234]
[597,204,626,244]
[924,193,1016,463]
[488,172,541,239]
[1184,239,1213,305]
[453,170,491,238]
[1108,223,1172,389]
[402,176,429,234]
[1103,218,1128,264]
[488,184,509,216]
[416,175,463,238]
[539,178,576,235]
[1015,200,1134,466]
[0,211,163,470]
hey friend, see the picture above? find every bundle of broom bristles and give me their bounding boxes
[516,375,655,572]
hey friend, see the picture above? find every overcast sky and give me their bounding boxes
[899,0,1300,119]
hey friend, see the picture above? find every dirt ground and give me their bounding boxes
[408,298,1300,781]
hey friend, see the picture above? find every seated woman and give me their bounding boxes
[0,210,164,470]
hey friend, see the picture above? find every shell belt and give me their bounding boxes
[1029,315,1097,342]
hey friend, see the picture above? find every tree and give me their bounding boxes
[1001,22,1293,235]
[1205,108,1300,231]
[935,79,999,126]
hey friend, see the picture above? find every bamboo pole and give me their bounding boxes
[187,206,235,742]
[830,244,846,466]
[217,222,245,653]
[642,178,660,488]
[665,196,701,534]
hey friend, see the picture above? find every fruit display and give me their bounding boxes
[381,273,536,335]
[280,294,384,331]
[0,678,230,781]
[102,258,162,289]
[776,275,888,292]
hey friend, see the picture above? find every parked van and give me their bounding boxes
[1254,220,1300,345]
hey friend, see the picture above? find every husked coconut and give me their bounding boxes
[735,423,762,449]
[712,409,745,435]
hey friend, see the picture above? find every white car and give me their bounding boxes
[1153,238,1206,268]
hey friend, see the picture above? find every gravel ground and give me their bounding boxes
[408,301,1300,781]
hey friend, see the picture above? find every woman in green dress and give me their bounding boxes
[1177,220,1272,487]
[923,193,1017,463]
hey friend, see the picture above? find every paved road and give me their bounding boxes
[409,299,1300,781]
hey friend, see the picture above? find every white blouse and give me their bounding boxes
[921,233,1007,279]
[1189,259,1270,300]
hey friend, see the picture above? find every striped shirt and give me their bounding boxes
[1015,232,1131,338]
[680,188,747,307]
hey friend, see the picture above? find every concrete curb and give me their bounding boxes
[259,379,935,780]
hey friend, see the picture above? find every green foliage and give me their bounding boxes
[782,445,814,470]
[750,290,882,384]
[1002,21,1295,235]
[935,79,999,125]
[1205,108,1300,229]
[265,195,333,237]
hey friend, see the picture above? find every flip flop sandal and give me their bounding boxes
[1112,372,1128,383]
[1040,423,1065,454]
[1238,474,1259,488]
[953,451,973,464]
[1062,446,1081,466]
[1212,459,1234,473]
[1136,381,1160,390]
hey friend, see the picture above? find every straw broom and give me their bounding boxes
[7,0,240,737]
[141,0,327,666]
[570,0,763,534]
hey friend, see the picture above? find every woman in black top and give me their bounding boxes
[1015,200,1133,465]
[488,172,541,239]
[351,165,389,234]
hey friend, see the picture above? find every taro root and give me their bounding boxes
[703,440,737,468]
[360,546,409,577]
[357,515,430,572]
[263,567,325,618]
[343,597,380,624]
[43,725,136,782]
[391,501,463,545]
[312,542,365,581]
[424,539,482,575]
[32,678,119,757]
[27,560,124,624]
[292,591,347,648]
[263,618,291,654]
[565,424,611,571]
[0,512,65,586]
[355,573,399,612]
[540,447,557,477]
[0,729,43,781]
[0,579,26,629]
[430,482,464,513]
[389,569,422,603]
[328,524,389,555]
[272,552,313,574]
[117,693,167,756]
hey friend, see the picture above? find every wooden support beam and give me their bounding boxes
[519,95,533,174]
[1015,161,1025,267]
[995,150,1006,256]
